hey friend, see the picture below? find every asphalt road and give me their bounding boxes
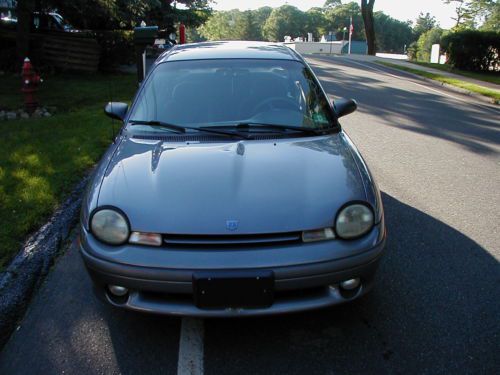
[1,56,499,375]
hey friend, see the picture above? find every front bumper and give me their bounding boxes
[80,225,386,317]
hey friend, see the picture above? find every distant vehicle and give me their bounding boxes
[80,41,386,317]
[0,11,74,32]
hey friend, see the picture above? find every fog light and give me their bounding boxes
[340,278,360,290]
[108,285,129,297]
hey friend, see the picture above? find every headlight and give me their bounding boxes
[335,203,374,239]
[90,207,130,245]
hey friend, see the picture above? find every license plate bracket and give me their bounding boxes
[193,270,274,309]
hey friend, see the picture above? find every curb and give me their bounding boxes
[0,173,91,348]
[373,61,499,105]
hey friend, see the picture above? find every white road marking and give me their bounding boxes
[177,318,205,375]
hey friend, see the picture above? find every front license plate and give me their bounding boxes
[193,270,274,309]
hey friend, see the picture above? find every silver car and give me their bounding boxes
[80,41,386,316]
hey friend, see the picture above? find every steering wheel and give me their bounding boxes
[252,97,299,114]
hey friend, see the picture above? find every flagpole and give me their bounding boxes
[348,16,352,55]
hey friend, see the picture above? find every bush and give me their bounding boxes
[416,28,444,62]
[94,30,135,71]
[441,30,500,72]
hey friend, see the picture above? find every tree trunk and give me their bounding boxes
[361,0,376,55]
[16,0,36,67]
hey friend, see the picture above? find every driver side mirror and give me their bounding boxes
[334,98,357,118]
[104,102,128,121]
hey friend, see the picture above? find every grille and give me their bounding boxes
[132,134,288,142]
[163,232,301,246]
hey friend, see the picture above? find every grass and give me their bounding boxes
[375,61,500,103]
[410,61,500,86]
[0,73,136,270]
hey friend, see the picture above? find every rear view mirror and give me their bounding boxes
[104,102,128,121]
[334,98,357,118]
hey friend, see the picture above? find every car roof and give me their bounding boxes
[156,41,302,64]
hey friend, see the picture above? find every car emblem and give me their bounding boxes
[226,220,239,231]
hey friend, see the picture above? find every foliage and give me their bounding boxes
[43,0,212,30]
[443,0,496,29]
[411,61,500,84]
[374,12,413,53]
[0,72,137,270]
[198,9,262,40]
[376,61,500,102]
[480,2,500,31]
[94,30,135,70]
[198,1,414,53]
[441,29,500,71]
[262,5,306,42]
[323,2,365,41]
[413,12,438,39]
[415,28,444,62]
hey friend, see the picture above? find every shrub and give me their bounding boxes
[441,30,500,72]
[415,28,443,62]
[93,30,135,71]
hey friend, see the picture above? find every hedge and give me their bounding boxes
[441,30,500,72]
[93,30,135,71]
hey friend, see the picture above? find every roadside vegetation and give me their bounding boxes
[375,61,500,103]
[410,62,500,85]
[0,73,136,270]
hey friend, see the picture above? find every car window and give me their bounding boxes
[128,59,335,130]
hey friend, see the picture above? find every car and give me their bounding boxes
[0,11,73,31]
[80,41,386,317]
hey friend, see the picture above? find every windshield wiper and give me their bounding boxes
[129,120,186,133]
[129,120,250,139]
[208,122,326,135]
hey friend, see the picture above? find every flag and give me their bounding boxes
[349,17,353,36]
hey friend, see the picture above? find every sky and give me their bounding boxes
[211,0,457,29]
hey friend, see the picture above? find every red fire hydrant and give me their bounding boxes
[21,57,42,114]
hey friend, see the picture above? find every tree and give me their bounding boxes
[479,1,500,31]
[262,5,306,42]
[16,0,35,64]
[443,0,494,29]
[305,7,327,40]
[361,0,376,55]
[416,28,444,61]
[323,2,364,41]
[324,0,342,9]
[413,12,438,39]
[374,12,413,53]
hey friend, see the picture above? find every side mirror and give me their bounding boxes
[104,102,128,121]
[334,98,357,118]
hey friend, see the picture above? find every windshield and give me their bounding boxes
[128,59,336,132]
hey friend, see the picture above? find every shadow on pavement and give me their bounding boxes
[309,57,500,156]
[0,193,497,375]
[204,193,499,375]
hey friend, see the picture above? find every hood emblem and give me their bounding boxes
[226,220,239,231]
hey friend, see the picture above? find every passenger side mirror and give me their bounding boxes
[104,102,128,121]
[334,98,357,118]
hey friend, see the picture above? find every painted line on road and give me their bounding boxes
[177,318,205,375]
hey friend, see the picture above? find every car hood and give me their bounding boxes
[97,134,366,234]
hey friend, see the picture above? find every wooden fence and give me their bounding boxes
[0,29,101,72]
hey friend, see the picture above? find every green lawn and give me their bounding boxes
[0,73,136,270]
[376,61,500,103]
[410,61,500,86]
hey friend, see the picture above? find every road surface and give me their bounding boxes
[1,55,498,375]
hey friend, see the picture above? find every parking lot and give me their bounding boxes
[0,56,498,375]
